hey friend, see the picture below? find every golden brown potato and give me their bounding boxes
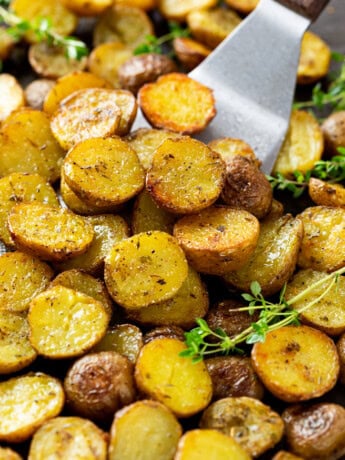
[224,214,303,296]
[308,177,345,207]
[8,203,94,262]
[104,231,188,309]
[109,400,182,460]
[93,5,154,48]
[297,31,331,85]
[157,0,218,21]
[63,137,144,207]
[251,325,339,402]
[28,43,87,79]
[175,429,251,460]
[173,37,211,71]
[59,0,113,16]
[322,110,345,157]
[220,155,273,219]
[139,73,216,134]
[0,27,16,61]
[208,137,261,168]
[283,403,345,459]
[224,0,258,14]
[146,137,225,214]
[135,338,212,417]
[0,373,64,443]
[0,251,53,312]
[143,325,185,344]
[28,416,108,460]
[173,206,260,275]
[0,74,25,122]
[24,79,55,110]
[0,109,65,183]
[272,110,324,177]
[187,7,241,49]
[337,332,345,384]
[28,285,110,358]
[118,53,177,95]
[205,356,264,400]
[297,206,345,272]
[64,351,136,422]
[265,198,284,219]
[200,397,284,457]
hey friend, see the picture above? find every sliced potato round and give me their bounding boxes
[208,137,261,168]
[146,137,225,214]
[104,231,188,309]
[272,110,324,177]
[139,73,216,134]
[8,203,94,262]
[0,74,25,122]
[297,31,331,85]
[24,79,55,110]
[135,338,212,417]
[28,416,108,460]
[224,0,258,14]
[297,205,345,272]
[28,285,110,358]
[109,400,182,460]
[251,325,339,402]
[0,251,53,313]
[0,373,64,443]
[175,429,251,460]
[174,206,259,275]
[173,37,211,71]
[200,396,284,457]
[63,137,144,207]
[309,177,345,207]
[59,0,113,16]
[157,0,218,21]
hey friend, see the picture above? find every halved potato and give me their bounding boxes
[157,0,218,21]
[308,177,345,207]
[173,37,211,71]
[297,31,331,85]
[208,137,261,168]
[0,74,25,122]
[24,79,55,110]
[224,0,258,14]
[251,325,339,402]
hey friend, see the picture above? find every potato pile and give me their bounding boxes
[0,0,344,459]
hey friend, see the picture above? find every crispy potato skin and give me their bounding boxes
[283,403,345,459]
[322,111,345,157]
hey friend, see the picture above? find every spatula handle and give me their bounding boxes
[275,0,330,20]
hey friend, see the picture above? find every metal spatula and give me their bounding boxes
[133,0,329,173]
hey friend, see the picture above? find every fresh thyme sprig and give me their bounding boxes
[180,266,345,362]
[133,21,189,56]
[0,5,88,60]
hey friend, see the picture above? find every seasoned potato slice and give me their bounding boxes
[224,214,303,296]
[272,110,324,177]
[132,189,176,234]
[0,373,64,443]
[224,0,258,14]
[174,206,259,275]
[55,214,129,275]
[283,403,345,460]
[127,266,209,329]
[208,137,261,168]
[200,396,284,457]
[0,109,65,183]
[322,111,345,157]
[59,0,113,16]
[28,285,110,358]
[50,269,114,317]
[92,324,143,364]
[173,37,211,71]
[63,137,144,207]
[28,43,87,79]
[109,400,182,460]
[25,79,55,110]
[297,31,331,85]
[146,137,225,214]
[88,42,133,89]
[126,128,181,171]
[104,231,188,309]
[135,338,212,417]
[0,251,53,312]
[64,351,135,422]
[0,447,22,460]
[187,7,241,49]
[285,269,345,336]
[309,177,345,207]
[0,311,37,374]
[118,53,177,95]
[43,71,112,116]
[93,5,154,48]
[0,172,58,248]
[158,0,218,21]
[0,27,16,60]
[0,74,25,122]
[175,429,250,460]
[8,203,94,262]
[28,416,108,460]
[297,206,345,272]
[251,325,339,402]
[139,73,216,134]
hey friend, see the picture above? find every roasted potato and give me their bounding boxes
[157,0,218,21]
[143,325,185,344]
[200,396,284,457]
[59,0,113,16]
[208,137,261,168]
[0,74,25,122]
[224,0,258,14]
[297,31,331,85]
[322,110,345,157]
[283,403,345,459]
[114,0,157,9]
[173,37,211,71]
[336,332,345,384]
[251,325,340,402]
[24,79,55,110]
[308,177,345,207]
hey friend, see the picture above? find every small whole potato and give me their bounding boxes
[322,111,345,157]
[64,351,136,422]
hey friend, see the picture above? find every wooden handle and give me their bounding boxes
[275,0,330,20]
